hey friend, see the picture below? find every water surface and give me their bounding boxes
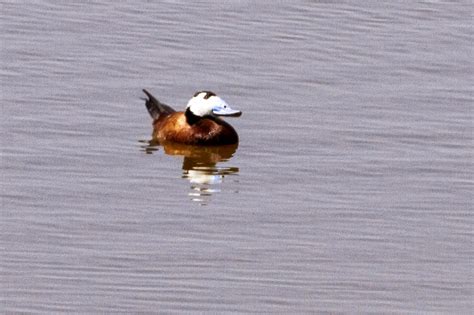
[1,1,472,313]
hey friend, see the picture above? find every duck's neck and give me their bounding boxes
[185,108,220,125]
[185,108,201,125]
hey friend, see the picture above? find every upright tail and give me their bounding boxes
[142,89,176,120]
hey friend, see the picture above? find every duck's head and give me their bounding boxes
[186,91,242,118]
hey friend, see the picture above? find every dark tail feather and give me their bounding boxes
[142,89,176,120]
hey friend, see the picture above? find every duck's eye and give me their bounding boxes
[224,105,227,108]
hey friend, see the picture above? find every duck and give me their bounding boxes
[142,89,241,145]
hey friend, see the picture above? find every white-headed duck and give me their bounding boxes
[142,89,241,145]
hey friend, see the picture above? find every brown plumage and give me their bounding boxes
[142,89,239,145]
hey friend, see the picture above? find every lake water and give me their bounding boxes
[1,1,472,313]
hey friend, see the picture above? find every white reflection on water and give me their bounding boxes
[140,140,239,205]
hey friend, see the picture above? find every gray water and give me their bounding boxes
[1,1,472,313]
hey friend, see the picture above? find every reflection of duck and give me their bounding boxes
[140,141,239,205]
[161,142,238,164]
[163,142,239,187]
[142,89,242,145]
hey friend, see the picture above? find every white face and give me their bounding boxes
[186,91,242,118]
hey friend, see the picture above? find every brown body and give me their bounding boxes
[152,112,238,145]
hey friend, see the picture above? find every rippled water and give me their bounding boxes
[1,1,472,313]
